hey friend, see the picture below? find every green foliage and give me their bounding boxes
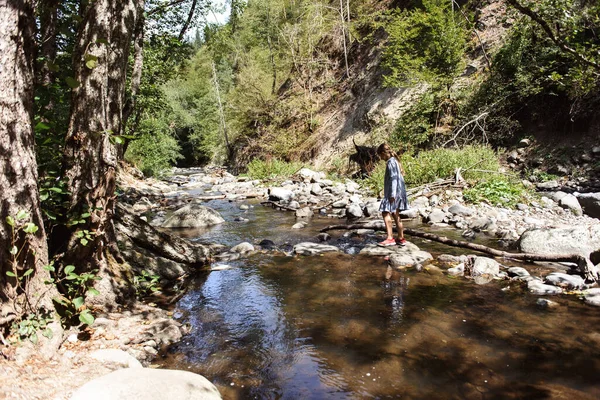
[245,159,306,181]
[382,0,468,87]
[10,311,54,345]
[125,116,182,177]
[390,90,437,151]
[358,145,501,195]
[134,270,161,298]
[464,178,528,208]
[45,263,101,326]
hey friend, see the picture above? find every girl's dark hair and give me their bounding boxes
[377,143,399,159]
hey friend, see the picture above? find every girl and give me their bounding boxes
[377,143,409,246]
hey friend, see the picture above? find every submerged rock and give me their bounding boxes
[582,288,600,307]
[293,242,340,256]
[70,368,221,400]
[527,280,563,295]
[389,251,433,269]
[162,205,224,229]
[545,272,585,289]
[230,242,255,254]
[536,298,559,310]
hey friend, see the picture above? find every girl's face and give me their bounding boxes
[378,148,391,160]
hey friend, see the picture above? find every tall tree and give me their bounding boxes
[61,0,143,298]
[0,0,54,322]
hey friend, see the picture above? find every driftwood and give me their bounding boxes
[320,221,599,282]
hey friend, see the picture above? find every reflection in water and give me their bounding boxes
[160,201,600,399]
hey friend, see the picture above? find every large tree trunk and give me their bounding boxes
[0,0,55,319]
[61,0,143,302]
[37,0,59,87]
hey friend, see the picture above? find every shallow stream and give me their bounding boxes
[160,199,600,399]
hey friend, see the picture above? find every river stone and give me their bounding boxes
[536,180,560,190]
[518,225,600,257]
[559,194,583,216]
[310,183,323,195]
[332,199,348,208]
[231,242,254,254]
[576,193,600,219]
[427,209,446,224]
[346,204,363,219]
[70,368,221,400]
[298,168,319,182]
[447,263,465,276]
[258,239,276,250]
[317,233,331,242]
[411,196,429,209]
[292,222,306,229]
[288,201,300,209]
[296,207,314,218]
[162,205,224,228]
[542,191,568,203]
[583,288,600,307]
[536,298,559,310]
[363,202,381,218]
[507,267,530,278]
[293,242,340,256]
[544,272,585,289]
[527,280,563,295]
[360,242,421,256]
[389,251,433,269]
[471,257,500,276]
[269,187,294,202]
[88,349,142,369]
[448,203,474,216]
[469,217,494,232]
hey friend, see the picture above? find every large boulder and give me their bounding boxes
[448,203,474,217]
[389,250,433,269]
[293,242,340,256]
[268,187,295,202]
[162,205,224,229]
[70,368,221,400]
[518,225,600,257]
[576,193,600,219]
[558,194,583,216]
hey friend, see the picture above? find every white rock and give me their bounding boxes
[293,242,340,255]
[88,349,143,369]
[230,242,254,253]
[544,272,584,289]
[558,194,582,216]
[527,280,563,295]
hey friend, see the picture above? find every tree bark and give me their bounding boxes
[0,0,55,316]
[320,222,598,282]
[37,0,59,87]
[61,0,143,282]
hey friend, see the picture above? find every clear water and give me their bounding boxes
[159,199,600,399]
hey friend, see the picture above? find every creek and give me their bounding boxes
[159,197,600,399]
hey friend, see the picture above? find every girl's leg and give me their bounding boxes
[392,210,404,240]
[382,211,394,240]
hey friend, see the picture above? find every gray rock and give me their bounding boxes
[536,298,559,309]
[332,199,348,208]
[447,263,465,276]
[542,191,567,203]
[293,242,340,256]
[239,204,249,210]
[292,222,306,229]
[88,349,144,370]
[583,288,600,307]
[549,164,569,176]
[288,201,300,209]
[411,196,430,209]
[507,267,530,278]
[437,254,464,265]
[527,280,563,295]
[558,194,582,216]
[162,205,224,228]
[576,192,600,219]
[317,233,331,242]
[518,138,531,147]
[389,251,433,269]
[363,202,381,218]
[519,225,600,257]
[400,209,418,219]
[449,203,475,216]
[269,187,295,202]
[545,272,584,289]
[70,368,221,400]
[472,257,500,276]
[230,242,255,254]
[469,217,494,232]
[346,204,364,219]
[516,203,529,211]
[429,195,439,206]
[360,242,421,256]
[536,181,560,190]
[310,183,323,195]
[427,209,446,224]
[593,146,600,155]
[296,207,314,218]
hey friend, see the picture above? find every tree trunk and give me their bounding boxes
[61,0,143,294]
[37,0,59,87]
[0,0,55,317]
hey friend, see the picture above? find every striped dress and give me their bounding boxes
[379,157,409,212]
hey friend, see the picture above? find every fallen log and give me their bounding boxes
[261,201,297,212]
[320,221,599,282]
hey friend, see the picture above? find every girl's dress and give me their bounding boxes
[379,157,409,212]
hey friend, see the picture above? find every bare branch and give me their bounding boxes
[178,0,198,41]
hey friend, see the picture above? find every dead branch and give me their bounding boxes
[320,222,598,281]
[443,112,489,147]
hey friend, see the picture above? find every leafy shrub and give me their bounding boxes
[464,178,528,208]
[245,158,306,181]
[125,116,182,177]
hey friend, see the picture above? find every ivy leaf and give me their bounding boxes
[42,328,54,339]
[87,288,100,296]
[65,77,80,89]
[23,223,39,234]
[16,210,29,220]
[80,238,89,246]
[64,265,75,274]
[6,216,15,227]
[73,297,85,310]
[29,332,38,344]
[43,264,56,272]
[79,310,95,326]
[85,54,99,70]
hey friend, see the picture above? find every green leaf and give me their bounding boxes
[65,77,80,89]
[6,216,15,227]
[23,223,39,234]
[35,122,51,132]
[22,269,34,277]
[49,187,64,193]
[43,264,56,272]
[66,274,78,280]
[10,246,18,255]
[80,213,91,218]
[53,297,67,306]
[87,288,100,296]
[79,310,95,326]
[47,60,60,73]
[30,332,38,344]
[42,327,54,339]
[6,271,16,277]
[80,238,89,246]
[96,38,109,45]
[16,210,28,220]
[85,59,98,69]
[64,265,75,274]
[73,297,85,310]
